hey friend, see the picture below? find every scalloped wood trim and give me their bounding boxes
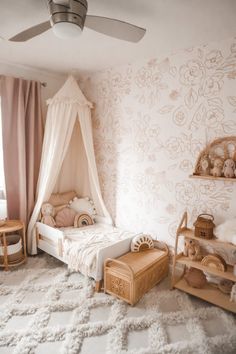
[193,136,236,178]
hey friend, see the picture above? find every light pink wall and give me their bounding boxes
[81,36,236,247]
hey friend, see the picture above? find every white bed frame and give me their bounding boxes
[36,221,133,291]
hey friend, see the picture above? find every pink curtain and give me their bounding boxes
[0,76,43,225]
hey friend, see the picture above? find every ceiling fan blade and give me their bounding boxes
[85,15,146,43]
[9,21,51,42]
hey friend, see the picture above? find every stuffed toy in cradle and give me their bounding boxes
[223,158,235,178]
[184,238,202,261]
[41,203,56,227]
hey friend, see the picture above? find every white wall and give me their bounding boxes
[81,36,236,259]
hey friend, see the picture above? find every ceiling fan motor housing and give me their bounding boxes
[49,0,88,31]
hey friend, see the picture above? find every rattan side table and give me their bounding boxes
[0,220,27,271]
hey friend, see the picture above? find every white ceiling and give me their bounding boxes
[0,0,236,75]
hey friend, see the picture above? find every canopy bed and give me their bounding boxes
[27,76,137,290]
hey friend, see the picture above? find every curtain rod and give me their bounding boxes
[0,74,47,87]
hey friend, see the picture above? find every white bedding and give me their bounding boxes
[62,224,137,276]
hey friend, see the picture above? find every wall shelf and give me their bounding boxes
[191,136,236,179]
[189,174,236,182]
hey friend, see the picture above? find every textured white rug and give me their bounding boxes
[0,254,236,354]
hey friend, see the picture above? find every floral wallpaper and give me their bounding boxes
[81,37,236,248]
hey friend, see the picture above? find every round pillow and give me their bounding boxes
[74,212,94,228]
[55,207,77,228]
[69,197,96,216]
[131,234,154,252]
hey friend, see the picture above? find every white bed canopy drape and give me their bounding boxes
[27,76,112,254]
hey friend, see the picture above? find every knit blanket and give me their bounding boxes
[63,224,135,276]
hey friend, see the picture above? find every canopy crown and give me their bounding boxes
[47,75,92,107]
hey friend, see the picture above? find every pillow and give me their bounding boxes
[55,207,77,228]
[131,234,154,252]
[69,197,96,217]
[48,191,77,207]
[54,204,68,214]
[74,212,94,228]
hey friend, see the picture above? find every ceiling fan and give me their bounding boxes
[9,0,146,43]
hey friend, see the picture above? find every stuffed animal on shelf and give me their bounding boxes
[230,283,236,302]
[210,157,223,177]
[41,203,56,227]
[223,158,235,178]
[184,238,202,261]
[199,155,211,176]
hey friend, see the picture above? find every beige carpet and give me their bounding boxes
[0,254,235,354]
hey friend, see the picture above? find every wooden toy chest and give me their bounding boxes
[104,244,169,305]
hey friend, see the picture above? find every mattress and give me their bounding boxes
[64,223,137,278]
[36,222,137,281]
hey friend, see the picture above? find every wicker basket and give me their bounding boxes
[0,235,23,264]
[194,214,215,239]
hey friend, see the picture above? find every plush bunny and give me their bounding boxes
[41,203,56,227]
[223,158,235,178]
[200,155,211,175]
[210,158,223,177]
[184,238,202,261]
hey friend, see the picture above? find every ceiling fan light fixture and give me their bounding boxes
[52,22,82,39]
[9,0,146,43]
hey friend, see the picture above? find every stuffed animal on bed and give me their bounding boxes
[41,203,56,227]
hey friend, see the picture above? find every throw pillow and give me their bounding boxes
[55,207,77,228]
[69,197,96,217]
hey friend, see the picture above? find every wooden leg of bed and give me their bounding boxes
[95,280,102,292]
[36,229,39,247]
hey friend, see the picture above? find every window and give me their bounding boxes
[0,101,5,192]
[0,99,7,218]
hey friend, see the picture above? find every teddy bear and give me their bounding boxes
[223,158,235,178]
[210,157,223,177]
[41,203,56,227]
[184,238,202,261]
